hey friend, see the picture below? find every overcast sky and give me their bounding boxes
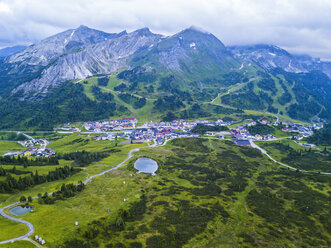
[1,0,331,59]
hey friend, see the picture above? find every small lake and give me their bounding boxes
[9,206,33,216]
[134,157,158,175]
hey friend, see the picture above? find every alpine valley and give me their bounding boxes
[0,25,330,130]
[0,25,331,248]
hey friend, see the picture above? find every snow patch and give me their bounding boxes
[70,30,75,38]
[268,52,276,56]
[190,42,196,48]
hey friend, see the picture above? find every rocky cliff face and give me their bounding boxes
[10,26,162,96]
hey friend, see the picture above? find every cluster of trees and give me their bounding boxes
[38,182,85,204]
[97,76,109,86]
[0,156,59,167]
[222,83,266,111]
[247,123,275,135]
[113,83,127,91]
[154,95,184,112]
[257,77,277,94]
[0,166,32,176]
[118,93,146,109]
[19,195,33,203]
[57,150,110,166]
[117,66,157,90]
[0,132,26,141]
[0,166,79,193]
[190,124,228,135]
[91,85,114,102]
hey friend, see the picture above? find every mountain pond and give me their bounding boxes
[134,157,158,175]
[9,205,33,216]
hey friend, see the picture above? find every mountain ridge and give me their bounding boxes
[2,25,330,97]
[0,25,330,129]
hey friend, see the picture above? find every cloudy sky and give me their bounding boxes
[1,0,331,59]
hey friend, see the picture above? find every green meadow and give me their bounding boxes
[258,140,331,173]
[0,136,330,247]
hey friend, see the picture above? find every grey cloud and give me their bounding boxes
[0,0,330,59]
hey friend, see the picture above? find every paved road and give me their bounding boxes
[83,148,141,184]
[249,139,331,175]
[0,202,35,245]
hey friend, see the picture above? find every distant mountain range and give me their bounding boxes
[0,25,330,129]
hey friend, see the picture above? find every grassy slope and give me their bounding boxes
[258,139,331,172]
[0,240,35,248]
[0,217,28,242]
[216,70,310,123]
[78,75,160,124]
[73,72,310,126]
[0,142,24,156]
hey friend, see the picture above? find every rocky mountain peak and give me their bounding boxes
[132,27,153,36]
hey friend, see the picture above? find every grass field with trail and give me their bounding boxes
[0,240,35,248]
[258,139,331,173]
[0,142,24,156]
[0,217,28,243]
[0,136,330,247]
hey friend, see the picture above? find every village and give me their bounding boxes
[2,135,56,158]
[82,117,319,146]
[2,117,320,159]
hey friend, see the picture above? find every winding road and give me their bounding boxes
[249,139,331,175]
[0,202,35,245]
[0,145,146,246]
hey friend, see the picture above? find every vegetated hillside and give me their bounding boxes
[0,25,330,129]
[307,123,331,146]
[56,138,330,248]
[220,69,331,121]
[259,140,331,172]
[0,82,129,130]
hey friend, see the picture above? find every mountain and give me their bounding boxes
[229,44,308,73]
[0,25,330,130]
[131,26,240,78]
[230,44,331,77]
[0,45,27,58]
[6,26,162,97]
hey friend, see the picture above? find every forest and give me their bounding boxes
[247,123,276,135]
[0,166,80,193]
[190,124,228,134]
[0,156,59,167]
[307,123,331,146]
